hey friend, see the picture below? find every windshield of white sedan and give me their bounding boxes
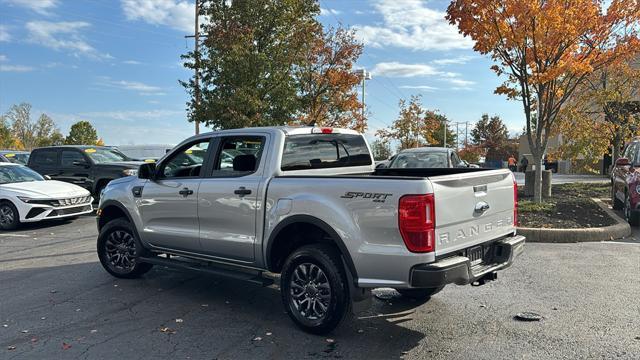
[389,152,448,168]
[84,148,129,164]
[0,165,45,184]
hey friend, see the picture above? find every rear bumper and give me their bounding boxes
[409,235,525,288]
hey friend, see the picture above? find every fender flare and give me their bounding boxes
[98,200,135,230]
[265,214,358,280]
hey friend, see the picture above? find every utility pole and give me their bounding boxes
[353,69,372,121]
[465,121,469,147]
[455,122,459,150]
[443,120,447,148]
[185,0,201,135]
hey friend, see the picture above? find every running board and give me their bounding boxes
[139,255,274,286]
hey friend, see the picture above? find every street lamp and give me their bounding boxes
[353,69,372,120]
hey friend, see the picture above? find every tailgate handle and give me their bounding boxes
[474,201,490,213]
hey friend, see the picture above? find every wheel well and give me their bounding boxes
[98,205,129,230]
[268,222,342,274]
[94,179,112,195]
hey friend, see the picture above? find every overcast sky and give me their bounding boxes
[0,0,524,145]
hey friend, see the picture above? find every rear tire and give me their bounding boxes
[624,193,639,226]
[397,286,444,301]
[612,185,623,210]
[0,201,20,230]
[97,218,153,278]
[280,244,350,335]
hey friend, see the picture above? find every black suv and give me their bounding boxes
[28,146,143,198]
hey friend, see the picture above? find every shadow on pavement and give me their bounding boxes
[0,262,426,359]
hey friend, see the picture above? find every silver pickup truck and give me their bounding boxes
[96,126,524,334]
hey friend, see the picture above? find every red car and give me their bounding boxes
[611,140,640,225]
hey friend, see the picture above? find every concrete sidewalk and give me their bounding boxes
[513,172,608,185]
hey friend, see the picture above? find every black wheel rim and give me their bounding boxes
[289,263,331,321]
[104,230,137,272]
[0,205,15,226]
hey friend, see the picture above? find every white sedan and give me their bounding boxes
[0,163,93,230]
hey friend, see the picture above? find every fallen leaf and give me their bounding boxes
[62,342,72,350]
[50,290,57,294]
[159,327,176,334]
[31,338,38,343]
[326,338,335,343]
[252,336,262,341]
[357,329,364,334]
[75,309,81,312]
[40,317,46,320]
[201,304,209,307]
[7,345,16,351]
[21,330,28,334]
[175,319,184,323]
[266,332,272,336]
[2,324,7,328]
[90,330,98,334]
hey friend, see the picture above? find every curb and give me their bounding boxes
[516,198,631,243]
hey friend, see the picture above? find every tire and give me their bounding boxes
[397,286,444,301]
[94,180,111,203]
[0,201,20,230]
[624,193,640,226]
[97,218,153,278]
[612,185,623,210]
[280,244,350,335]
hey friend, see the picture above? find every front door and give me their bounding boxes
[198,135,267,263]
[138,138,213,252]
[59,149,93,191]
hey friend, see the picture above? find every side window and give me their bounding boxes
[61,150,86,167]
[212,136,264,176]
[160,140,211,178]
[451,152,462,167]
[32,150,58,166]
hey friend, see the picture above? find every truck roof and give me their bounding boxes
[199,126,362,137]
[400,146,451,153]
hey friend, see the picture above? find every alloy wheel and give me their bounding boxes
[289,263,332,321]
[104,230,137,272]
[0,205,15,226]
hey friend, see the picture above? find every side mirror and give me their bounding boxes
[138,162,157,180]
[73,160,89,167]
[44,175,51,180]
[616,157,631,167]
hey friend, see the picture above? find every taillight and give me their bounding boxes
[312,127,334,134]
[398,194,435,253]
[512,174,518,226]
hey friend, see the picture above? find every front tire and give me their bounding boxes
[397,286,444,302]
[97,218,153,278]
[0,201,20,230]
[280,244,350,335]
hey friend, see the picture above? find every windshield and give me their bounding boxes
[3,153,30,165]
[83,148,129,164]
[0,165,44,184]
[389,152,449,168]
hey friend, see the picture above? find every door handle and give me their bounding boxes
[234,187,252,196]
[178,187,194,197]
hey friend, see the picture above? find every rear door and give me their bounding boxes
[138,138,213,252]
[430,170,516,257]
[29,149,60,178]
[197,135,268,263]
[59,149,92,191]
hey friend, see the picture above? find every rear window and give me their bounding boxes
[281,134,372,171]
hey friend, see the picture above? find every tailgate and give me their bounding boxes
[430,169,515,256]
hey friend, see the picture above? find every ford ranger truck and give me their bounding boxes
[96,126,525,334]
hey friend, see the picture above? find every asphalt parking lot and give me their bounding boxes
[1,215,639,360]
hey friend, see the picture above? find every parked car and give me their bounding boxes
[0,163,93,230]
[612,138,640,225]
[96,126,524,334]
[0,150,30,165]
[385,147,471,169]
[28,146,143,199]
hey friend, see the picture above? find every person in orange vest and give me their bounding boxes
[508,154,517,172]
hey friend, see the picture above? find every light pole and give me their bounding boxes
[353,69,372,120]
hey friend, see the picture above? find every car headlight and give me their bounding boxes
[122,169,138,176]
[17,196,32,203]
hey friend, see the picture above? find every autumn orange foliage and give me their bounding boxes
[447,0,640,201]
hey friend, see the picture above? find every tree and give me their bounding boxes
[182,0,320,130]
[0,116,13,149]
[459,144,483,163]
[471,114,510,161]
[376,95,453,151]
[371,139,392,161]
[34,114,64,147]
[555,61,640,172]
[6,103,36,150]
[294,26,365,131]
[66,121,98,145]
[447,0,640,202]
